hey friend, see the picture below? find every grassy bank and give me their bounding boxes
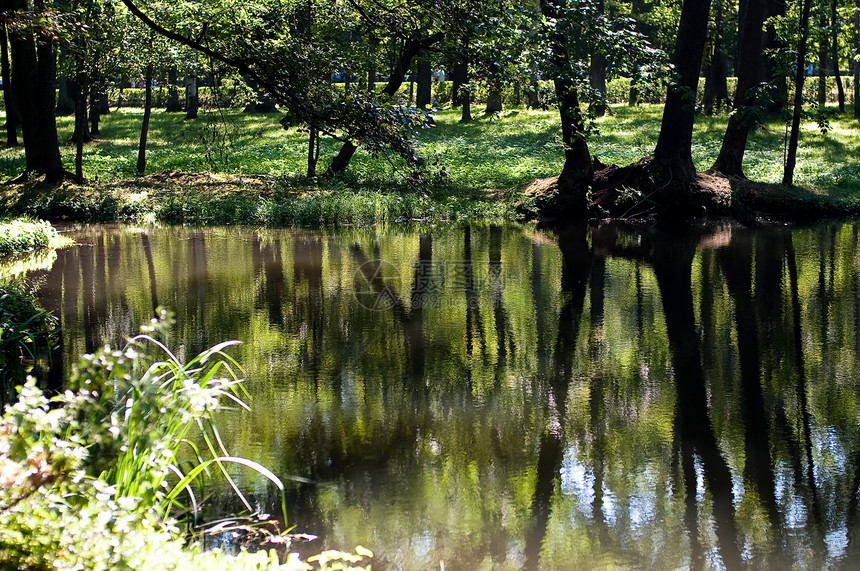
[1,104,858,225]
[0,217,73,255]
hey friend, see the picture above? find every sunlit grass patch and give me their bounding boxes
[0,101,858,225]
[0,217,72,255]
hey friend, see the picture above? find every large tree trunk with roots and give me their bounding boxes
[555,79,593,196]
[540,0,593,215]
[652,0,714,186]
[7,0,66,183]
[711,0,766,176]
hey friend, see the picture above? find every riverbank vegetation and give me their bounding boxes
[0,309,372,570]
[1,104,858,225]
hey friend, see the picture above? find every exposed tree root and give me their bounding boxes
[521,155,850,224]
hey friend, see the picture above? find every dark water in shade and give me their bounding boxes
[32,221,860,570]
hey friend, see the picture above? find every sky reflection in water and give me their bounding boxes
[35,221,860,570]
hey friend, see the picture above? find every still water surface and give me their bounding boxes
[34,221,860,569]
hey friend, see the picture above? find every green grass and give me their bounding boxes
[0,217,71,255]
[1,102,859,224]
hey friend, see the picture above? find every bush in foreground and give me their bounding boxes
[0,311,371,570]
[0,218,69,256]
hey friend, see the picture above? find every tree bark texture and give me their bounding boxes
[711,0,766,176]
[653,0,714,184]
[56,75,76,116]
[451,60,467,106]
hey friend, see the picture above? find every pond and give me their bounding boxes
[34,221,860,569]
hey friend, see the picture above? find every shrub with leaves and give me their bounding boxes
[0,311,372,570]
[0,279,58,393]
[0,218,64,256]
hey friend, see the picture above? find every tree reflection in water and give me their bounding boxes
[35,222,860,569]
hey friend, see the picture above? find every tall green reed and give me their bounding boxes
[64,308,286,523]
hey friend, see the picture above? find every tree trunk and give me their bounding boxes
[55,75,76,116]
[541,0,593,210]
[711,0,766,176]
[184,73,198,119]
[451,60,467,106]
[589,0,607,117]
[35,0,64,182]
[9,0,66,182]
[416,51,431,108]
[830,0,845,111]
[306,127,319,178]
[367,61,376,95]
[701,0,729,115]
[71,76,92,144]
[628,0,645,106]
[855,0,860,118]
[736,0,748,68]
[783,0,813,185]
[165,66,182,111]
[326,36,436,175]
[243,90,277,113]
[653,0,714,185]
[137,65,153,174]
[461,80,472,122]
[75,80,86,181]
[89,90,100,135]
[817,7,828,106]
[0,23,18,148]
[764,0,787,112]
